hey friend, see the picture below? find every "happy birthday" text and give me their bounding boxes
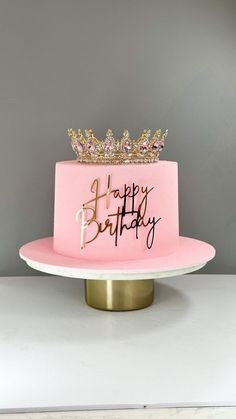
[75,175,161,249]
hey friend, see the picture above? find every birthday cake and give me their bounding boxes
[53,128,179,262]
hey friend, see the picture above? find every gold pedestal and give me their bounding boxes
[85,279,154,311]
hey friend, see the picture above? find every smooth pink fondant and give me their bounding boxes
[19,236,216,272]
[53,161,179,261]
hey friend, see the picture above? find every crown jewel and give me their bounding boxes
[67,128,168,164]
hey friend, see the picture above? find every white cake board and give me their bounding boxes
[19,236,215,280]
[0,274,236,412]
[24,258,206,279]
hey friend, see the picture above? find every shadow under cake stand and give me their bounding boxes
[19,236,215,311]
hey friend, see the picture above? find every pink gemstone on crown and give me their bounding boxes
[75,141,83,155]
[104,139,114,155]
[123,140,132,154]
[139,141,148,154]
[87,139,96,154]
[152,140,160,153]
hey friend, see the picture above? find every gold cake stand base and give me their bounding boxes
[85,279,154,311]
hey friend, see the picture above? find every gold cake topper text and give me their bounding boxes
[75,175,161,249]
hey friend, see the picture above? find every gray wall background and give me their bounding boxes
[0,0,236,276]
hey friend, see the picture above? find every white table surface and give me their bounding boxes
[0,274,236,415]
[1,407,236,419]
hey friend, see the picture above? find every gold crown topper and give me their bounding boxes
[67,128,168,164]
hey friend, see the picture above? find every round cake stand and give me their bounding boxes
[19,236,215,311]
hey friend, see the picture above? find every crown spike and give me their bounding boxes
[162,129,169,139]
[85,129,95,139]
[106,128,114,137]
[122,129,130,138]
[151,129,161,141]
[137,129,151,155]
[121,129,132,155]
[104,129,116,157]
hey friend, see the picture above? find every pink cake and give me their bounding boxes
[52,127,180,262]
[19,129,216,283]
[53,160,179,261]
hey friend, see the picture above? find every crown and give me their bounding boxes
[67,128,168,164]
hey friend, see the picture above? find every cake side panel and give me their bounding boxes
[53,161,179,261]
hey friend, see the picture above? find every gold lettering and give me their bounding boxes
[75,175,159,250]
